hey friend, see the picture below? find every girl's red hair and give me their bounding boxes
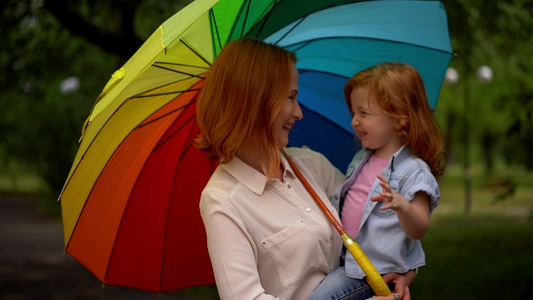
[195,38,297,177]
[344,62,446,178]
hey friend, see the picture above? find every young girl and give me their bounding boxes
[310,62,445,300]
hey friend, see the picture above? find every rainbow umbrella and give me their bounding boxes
[59,0,452,293]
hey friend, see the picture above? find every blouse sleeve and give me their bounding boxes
[199,188,281,300]
[316,151,346,199]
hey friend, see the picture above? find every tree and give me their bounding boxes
[436,0,533,171]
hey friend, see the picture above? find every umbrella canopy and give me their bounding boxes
[269,0,452,168]
[60,0,452,293]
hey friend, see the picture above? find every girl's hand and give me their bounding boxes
[370,175,409,212]
[372,175,431,239]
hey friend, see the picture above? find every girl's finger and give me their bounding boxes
[380,181,391,193]
[376,175,388,184]
[370,195,383,202]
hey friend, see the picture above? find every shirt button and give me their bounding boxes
[330,235,333,240]
[334,194,339,200]
[305,207,311,212]
[287,184,291,189]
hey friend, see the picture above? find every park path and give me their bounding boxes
[0,195,207,300]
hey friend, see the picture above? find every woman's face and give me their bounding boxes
[273,63,302,149]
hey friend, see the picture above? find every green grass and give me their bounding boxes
[0,172,50,195]
[413,216,532,299]
[0,172,61,220]
[412,163,533,299]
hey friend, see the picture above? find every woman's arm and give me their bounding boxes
[200,191,279,300]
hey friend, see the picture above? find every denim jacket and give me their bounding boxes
[331,145,440,279]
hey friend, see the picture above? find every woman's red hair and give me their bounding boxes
[344,62,446,178]
[195,38,297,177]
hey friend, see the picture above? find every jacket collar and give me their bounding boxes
[389,145,413,172]
[353,145,413,176]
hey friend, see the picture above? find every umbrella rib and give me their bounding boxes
[285,35,451,55]
[154,61,210,69]
[179,38,212,67]
[179,127,197,162]
[209,8,223,52]
[154,111,197,152]
[137,99,197,130]
[240,0,252,37]
[132,88,202,99]
[152,64,207,79]
[287,40,313,53]
[272,14,308,45]
[252,0,282,39]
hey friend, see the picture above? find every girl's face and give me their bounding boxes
[273,63,302,149]
[350,87,403,158]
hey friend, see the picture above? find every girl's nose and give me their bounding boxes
[351,116,359,127]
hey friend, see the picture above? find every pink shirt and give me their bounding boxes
[341,154,389,237]
[200,148,345,300]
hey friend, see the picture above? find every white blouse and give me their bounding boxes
[200,147,345,300]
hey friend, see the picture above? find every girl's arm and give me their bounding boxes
[371,175,430,240]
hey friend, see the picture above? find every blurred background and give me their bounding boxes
[0,0,532,299]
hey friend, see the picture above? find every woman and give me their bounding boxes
[195,37,412,300]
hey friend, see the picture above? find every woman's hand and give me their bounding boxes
[366,270,416,300]
[367,286,410,300]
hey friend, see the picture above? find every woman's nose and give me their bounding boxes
[294,101,303,120]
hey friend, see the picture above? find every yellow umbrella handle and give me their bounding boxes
[281,150,391,296]
[342,234,392,296]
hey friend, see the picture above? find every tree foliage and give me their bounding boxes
[0,0,191,194]
[436,0,533,171]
